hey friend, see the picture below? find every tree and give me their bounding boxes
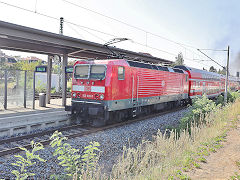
[209,66,217,73]
[17,61,42,71]
[171,52,184,67]
[218,68,226,75]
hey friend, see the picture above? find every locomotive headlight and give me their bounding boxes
[95,94,99,99]
[72,92,76,98]
[100,94,104,100]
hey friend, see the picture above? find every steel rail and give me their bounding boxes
[0,106,187,157]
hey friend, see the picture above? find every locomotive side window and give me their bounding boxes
[118,66,125,80]
[90,65,106,80]
[74,65,89,79]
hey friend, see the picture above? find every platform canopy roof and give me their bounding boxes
[0,20,173,65]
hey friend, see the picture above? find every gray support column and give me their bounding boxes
[46,55,52,104]
[62,54,68,106]
[24,71,27,108]
[4,70,7,109]
[32,71,36,109]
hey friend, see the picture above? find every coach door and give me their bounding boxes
[202,82,206,95]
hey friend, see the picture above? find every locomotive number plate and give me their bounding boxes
[84,86,91,92]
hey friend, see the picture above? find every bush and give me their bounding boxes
[51,88,57,94]
[216,91,240,105]
[229,91,240,103]
[216,95,224,105]
[179,94,218,131]
[35,80,46,93]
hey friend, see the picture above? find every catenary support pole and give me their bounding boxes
[224,46,230,104]
[46,55,52,104]
[60,17,64,35]
[62,54,68,106]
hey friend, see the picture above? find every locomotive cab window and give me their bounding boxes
[118,66,125,80]
[74,65,89,79]
[90,65,106,80]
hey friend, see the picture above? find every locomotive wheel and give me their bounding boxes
[92,111,109,127]
[114,111,123,123]
[93,118,105,127]
[76,115,83,124]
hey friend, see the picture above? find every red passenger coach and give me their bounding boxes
[175,66,223,99]
[228,76,240,91]
[69,59,189,126]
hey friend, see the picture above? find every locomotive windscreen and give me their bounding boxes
[74,64,106,79]
[90,65,106,79]
[74,65,89,79]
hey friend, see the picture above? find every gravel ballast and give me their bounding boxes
[0,108,188,179]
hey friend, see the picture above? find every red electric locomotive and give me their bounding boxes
[70,59,189,126]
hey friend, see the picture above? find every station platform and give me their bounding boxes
[0,98,72,137]
[0,98,71,115]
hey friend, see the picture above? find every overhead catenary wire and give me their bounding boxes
[61,0,224,64]
[197,49,225,68]
[184,58,212,68]
[67,22,178,57]
[198,49,228,52]
[66,23,106,42]
[61,0,211,61]
[132,41,177,57]
[0,0,223,68]
[192,58,212,62]
[63,0,211,62]
[0,1,59,21]
[0,1,199,51]
[61,0,198,49]
[0,1,179,58]
[0,1,117,38]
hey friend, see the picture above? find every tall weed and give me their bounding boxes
[110,98,240,179]
[10,131,101,180]
[179,94,219,132]
[11,141,45,180]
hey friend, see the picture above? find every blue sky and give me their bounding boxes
[0,0,239,74]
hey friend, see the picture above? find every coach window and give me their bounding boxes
[118,66,125,80]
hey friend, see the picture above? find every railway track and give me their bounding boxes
[0,106,187,157]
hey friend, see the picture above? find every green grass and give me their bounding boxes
[230,173,240,180]
[229,161,240,180]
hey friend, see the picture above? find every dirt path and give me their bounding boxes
[186,122,240,180]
